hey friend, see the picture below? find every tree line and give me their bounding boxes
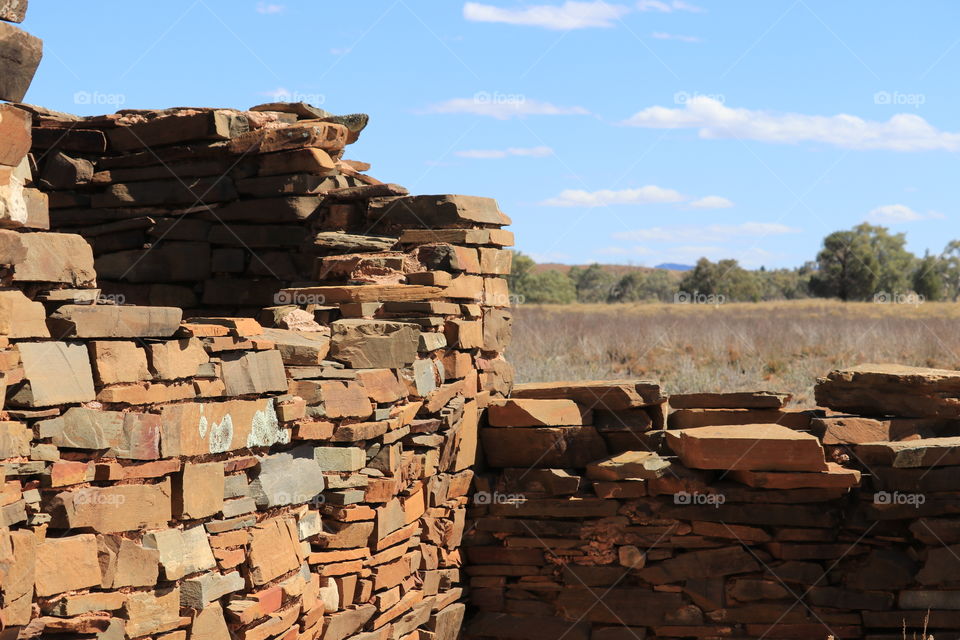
[510,223,960,304]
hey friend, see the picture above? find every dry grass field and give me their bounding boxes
[508,299,960,406]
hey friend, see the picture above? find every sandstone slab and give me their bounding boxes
[665,424,829,472]
[487,398,591,427]
[47,304,182,338]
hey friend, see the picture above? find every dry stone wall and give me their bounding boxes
[466,368,960,640]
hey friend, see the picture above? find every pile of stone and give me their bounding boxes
[464,370,960,640]
[27,99,513,318]
[667,390,816,429]
[0,14,514,635]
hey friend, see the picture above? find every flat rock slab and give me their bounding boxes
[329,319,419,369]
[10,341,95,406]
[487,398,591,427]
[0,0,28,23]
[586,451,670,481]
[856,436,960,468]
[367,194,511,227]
[0,289,49,338]
[0,22,41,102]
[729,462,861,489]
[811,415,943,445]
[259,327,330,365]
[669,391,791,409]
[665,424,829,472]
[816,363,960,418]
[511,379,663,410]
[12,232,95,286]
[47,304,182,338]
[279,284,443,304]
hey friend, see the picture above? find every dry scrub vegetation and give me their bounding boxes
[508,300,960,406]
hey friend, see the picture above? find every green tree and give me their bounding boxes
[913,252,946,301]
[569,263,618,303]
[810,228,880,300]
[518,270,577,303]
[679,258,761,302]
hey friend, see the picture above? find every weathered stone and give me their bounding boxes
[39,407,161,459]
[159,398,288,456]
[586,451,670,481]
[487,398,591,427]
[290,379,373,419]
[367,194,511,227]
[329,319,419,368]
[641,546,761,585]
[175,462,224,519]
[729,463,861,489]
[98,535,160,589]
[816,363,960,418]
[122,587,181,637]
[10,341,95,406]
[12,232,96,286]
[313,446,366,472]
[0,1,27,25]
[670,391,790,409]
[856,436,960,468]
[146,338,209,379]
[54,480,172,533]
[190,601,231,639]
[259,327,330,365]
[468,612,590,640]
[143,525,216,581]
[512,379,663,409]
[0,289,47,338]
[95,242,211,283]
[0,23,42,102]
[180,571,245,608]
[108,110,249,151]
[247,517,301,585]
[665,424,829,472]
[321,603,376,640]
[220,349,287,395]
[480,426,608,468]
[48,304,182,339]
[0,104,30,166]
[250,449,325,508]
[88,340,151,384]
[35,534,101,596]
[39,151,94,189]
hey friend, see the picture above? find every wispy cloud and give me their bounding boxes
[424,97,590,120]
[637,0,704,12]
[256,2,284,14]
[689,195,734,209]
[866,204,944,223]
[542,186,686,207]
[261,87,291,100]
[622,96,960,152]
[613,222,800,242]
[456,145,554,159]
[541,186,733,209]
[463,1,630,30]
[651,31,701,42]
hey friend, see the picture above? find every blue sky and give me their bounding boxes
[22,0,960,268]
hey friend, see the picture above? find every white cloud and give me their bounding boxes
[261,87,291,100]
[637,0,704,12]
[613,222,799,242]
[456,146,554,159]
[866,204,944,223]
[256,2,284,14]
[651,31,701,42]
[424,97,589,120]
[622,96,960,152]
[689,195,734,209]
[542,186,686,207]
[463,1,630,30]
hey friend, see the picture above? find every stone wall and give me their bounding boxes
[465,369,960,640]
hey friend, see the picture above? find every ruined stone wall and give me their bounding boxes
[0,5,516,636]
[465,370,960,640]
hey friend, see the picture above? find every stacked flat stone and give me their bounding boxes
[0,35,513,638]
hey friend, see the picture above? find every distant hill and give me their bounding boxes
[655,263,694,271]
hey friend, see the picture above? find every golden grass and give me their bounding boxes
[508,300,960,406]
